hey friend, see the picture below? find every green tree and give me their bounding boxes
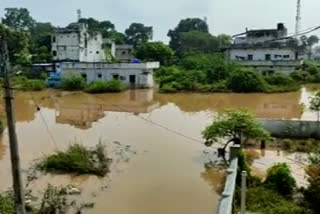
[309,92,320,121]
[30,22,53,63]
[264,163,296,197]
[168,18,209,52]
[178,31,219,56]
[305,149,320,212]
[79,18,115,38]
[0,23,31,66]
[202,108,270,148]
[135,42,174,65]
[2,8,35,31]
[227,68,267,92]
[125,23,153,48]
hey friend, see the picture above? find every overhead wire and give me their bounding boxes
[28,92,59,149]
[112,104,223,149]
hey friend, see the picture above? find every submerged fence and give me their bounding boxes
[218,145,240,214]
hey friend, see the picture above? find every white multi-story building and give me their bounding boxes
[227,23,302,75]
[52,23,114,62]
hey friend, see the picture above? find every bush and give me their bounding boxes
[282,139,293,150]
[85,80,124,93]
[227,68,268,92]
[264,163,296,197]
[246,187,304,214]
[37,143,112,176]
[264,73,295,86]
[61,75,86,91]
[0,192,14,214]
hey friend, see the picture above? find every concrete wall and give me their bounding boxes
[52,32,81,61]
[52,25,105,62]
[229,48,296,61]
[259,119,320,139]
[59,62,160,88]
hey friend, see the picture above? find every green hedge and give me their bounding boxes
[84,80,124,93]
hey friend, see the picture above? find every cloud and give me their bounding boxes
[1,0,319,42]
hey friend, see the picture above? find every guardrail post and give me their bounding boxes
[240,171,247,214]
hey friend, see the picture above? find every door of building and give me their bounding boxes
[129,75,136,88]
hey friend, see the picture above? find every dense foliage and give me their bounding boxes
[125,23,153,48]
[227,68,267,93]
[0,192,14,214]
[37,143,111,176]
[202,109,270,146]
[309,91,320,121]
[61,75,86,91]
[264,163,296,197]
[85,80,124,93]
[235,152,303,214]
[155,54,300,93]
[135,41,174,65]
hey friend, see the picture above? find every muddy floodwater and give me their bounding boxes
[0,85,319,213]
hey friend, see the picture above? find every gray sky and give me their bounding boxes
[1,0,319,43]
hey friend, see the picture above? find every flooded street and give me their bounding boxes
[0,85,319,213]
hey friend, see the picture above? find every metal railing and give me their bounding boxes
[218,145,240,214]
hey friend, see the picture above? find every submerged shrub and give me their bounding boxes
[37,143,112,176]
[85,80,124,93]
[227,68,267,92]
[61,75,86,91]
[264,163,296,197]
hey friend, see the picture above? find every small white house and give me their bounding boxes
[58,62,160,88]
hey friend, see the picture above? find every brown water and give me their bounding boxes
[0,86,319,213]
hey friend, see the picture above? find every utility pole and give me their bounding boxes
[0,39,26,214]
[240,171,247,214]
[295,0,302,35]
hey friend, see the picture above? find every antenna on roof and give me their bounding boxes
[77,9,82,22]
[295,0,302,35]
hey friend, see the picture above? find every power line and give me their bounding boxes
[112,104,222,149]
[28,92,59,149]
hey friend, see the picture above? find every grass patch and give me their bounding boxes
[85,80,124,93]
[37,143,112,176]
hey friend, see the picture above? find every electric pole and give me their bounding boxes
[295,0,302,35]
[0,39,26,214]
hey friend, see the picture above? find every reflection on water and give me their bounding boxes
[0,86,319,213]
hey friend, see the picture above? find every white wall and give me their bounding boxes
[229,48,296,61]
[52,32,80,61]
[52,26,105,62]
[60,62,160,88]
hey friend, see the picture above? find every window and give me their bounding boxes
[52,51,57,57]
[112,74,119,80]
[97,73,102,78]
[96,51,100,54]
[283,55,290,59]
[247,55,253,60]
[265,54,271,60]
[81,73,87,80]
[95,37,97,40]
[122,51,126,55]
[52,36,56,43]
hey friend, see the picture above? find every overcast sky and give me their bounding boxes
[1,0,319,43]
